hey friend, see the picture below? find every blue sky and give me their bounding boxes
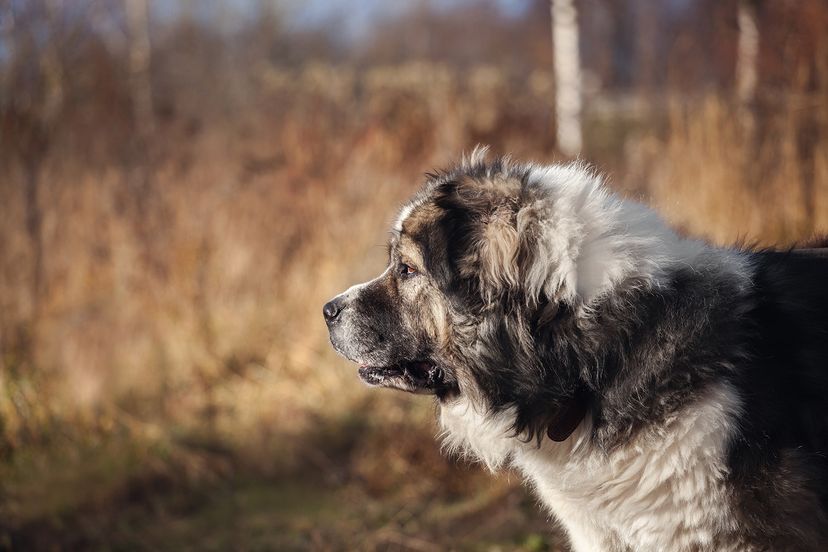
[152,0,534,40]
[291,0,533,37]
[142,0,697,43]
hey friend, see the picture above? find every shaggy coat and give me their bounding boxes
[324,150,828,551]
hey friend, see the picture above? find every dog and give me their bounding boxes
[323,149,828,551]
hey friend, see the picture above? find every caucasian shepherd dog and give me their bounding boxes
[323,149,828,551]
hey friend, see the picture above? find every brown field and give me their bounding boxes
[2,3,828,550]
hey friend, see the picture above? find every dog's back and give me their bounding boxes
[727,250,828,546]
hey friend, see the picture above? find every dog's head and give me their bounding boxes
[324,151,673,440]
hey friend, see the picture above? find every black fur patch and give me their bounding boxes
[725,250,828,546]
[327,154,828,548]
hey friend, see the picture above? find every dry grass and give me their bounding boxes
[1,58,827,549]
[649,95,828,245]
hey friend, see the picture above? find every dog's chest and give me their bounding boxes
[516,429,737,551]
[439,384,743,551]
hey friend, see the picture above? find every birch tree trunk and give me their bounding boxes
[736,0,759,130]
[550,0,582,157]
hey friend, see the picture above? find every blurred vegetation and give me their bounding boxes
[0,0,827,550]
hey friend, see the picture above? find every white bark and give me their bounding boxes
[551,0,583,157]
[736,1,759,107]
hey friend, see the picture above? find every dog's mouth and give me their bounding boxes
[358,360,452,395]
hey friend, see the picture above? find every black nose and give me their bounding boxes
[323,298,343,322]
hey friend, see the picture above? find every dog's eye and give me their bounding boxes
[399,263,417,277]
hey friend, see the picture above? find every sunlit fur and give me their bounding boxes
[326,149,828,551]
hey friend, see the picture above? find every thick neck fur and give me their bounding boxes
[440,240,753,458]
[438,161,752,447]
[436,162,755,550]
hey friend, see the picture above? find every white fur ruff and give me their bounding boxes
[440,384,744,551]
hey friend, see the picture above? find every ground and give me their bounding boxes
[1,395,569,551]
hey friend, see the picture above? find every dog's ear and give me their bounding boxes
[475,210,521,295]
[464,200,578,306]
[451,179,523,300]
